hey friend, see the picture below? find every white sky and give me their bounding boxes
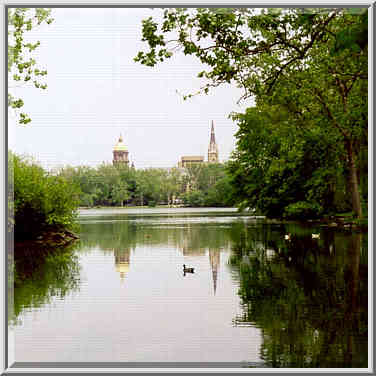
[8,8,251,170]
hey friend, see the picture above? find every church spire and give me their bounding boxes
[208,120,219,163]
[210,120,216,145]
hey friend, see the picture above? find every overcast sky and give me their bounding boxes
[8,8,251,170]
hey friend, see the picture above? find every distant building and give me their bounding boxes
[208,120,219,163]
[177,120,219,167]
[178,155,204,168]
[113,134,129,166]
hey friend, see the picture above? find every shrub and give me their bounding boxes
[182,191,205,207]
[283,201,323,220]
[11,153,80,240]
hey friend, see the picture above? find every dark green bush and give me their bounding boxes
[283,201,323,220]
[11,153,80,240]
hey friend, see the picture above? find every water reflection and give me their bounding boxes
[77,217,367,366]
[13,212,368,366]
[114,248,131,282]
[12,242,81,325]
[229,224,368,368]
[209,248,220,295]
[77,218,237,290]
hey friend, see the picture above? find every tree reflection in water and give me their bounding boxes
[12,242,81,326]
[229,225,368,368]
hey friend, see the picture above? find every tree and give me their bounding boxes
[268,26,367,217]
[111,180,130,206]
[135,8,367,218]
[227,104,345,218]
[180,163,234,207]
[182,163,204,192]
[160,167,183,205]
[8,8,53,124]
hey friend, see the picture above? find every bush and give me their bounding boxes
[11,153,80,240]
[80,193,94,207]
[182,191,205,207]
[283,201,323,220]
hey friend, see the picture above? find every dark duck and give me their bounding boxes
[183,264,194,274]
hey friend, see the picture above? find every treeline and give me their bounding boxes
[58,162,235,208]
[9,151,234,242]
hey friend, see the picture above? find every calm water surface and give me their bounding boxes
[12,208,368,367]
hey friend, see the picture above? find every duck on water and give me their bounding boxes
[183,264,194,274]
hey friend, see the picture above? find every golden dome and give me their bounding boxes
[113,134,128,151]
[115,262,130,281]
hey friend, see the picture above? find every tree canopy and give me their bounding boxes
[58,162,234,208]
[135,7,368,218]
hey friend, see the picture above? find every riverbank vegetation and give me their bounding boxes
[135,8,368,221]
[10,152,80,242]
[58,161,235,208]
[9,152,81,323]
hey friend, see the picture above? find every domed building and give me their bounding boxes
[113,134,129,166]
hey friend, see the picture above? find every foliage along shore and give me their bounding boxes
[9,152,80,245]
[13,229,79,284]
[262,215,367,232]
[9,149,366,251]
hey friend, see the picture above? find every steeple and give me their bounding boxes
[210,120,216,145]
[208,120,219,163]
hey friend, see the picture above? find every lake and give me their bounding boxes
[11,208,368,367]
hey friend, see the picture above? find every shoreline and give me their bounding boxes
[76,206,367,230]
